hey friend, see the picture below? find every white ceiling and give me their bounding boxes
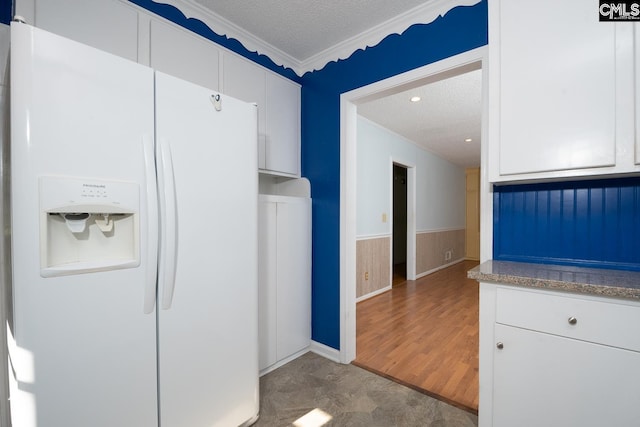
[167,0,482,167]
[191,0,431,61]
[358,70,482,168]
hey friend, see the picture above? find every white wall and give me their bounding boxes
[356,115,465,237]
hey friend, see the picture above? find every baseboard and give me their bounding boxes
[259,341,342,376]
[416,258,465,279]
[259,346,310,377]
[356,285,392,303]
[309,340,341,363]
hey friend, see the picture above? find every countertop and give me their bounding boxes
[467,260,640,301]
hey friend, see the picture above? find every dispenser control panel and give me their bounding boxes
[80,183,109,199]
[40,176,139,213]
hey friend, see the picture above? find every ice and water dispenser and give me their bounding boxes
[39,176,140,277]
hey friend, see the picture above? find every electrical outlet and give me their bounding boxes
[382,213,387,223]
[445,250,452,261]
[365,271,369,281]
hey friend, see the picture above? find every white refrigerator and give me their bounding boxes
[8,23,259,427]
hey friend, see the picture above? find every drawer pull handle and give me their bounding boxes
[568,316,577,325]
[496,342,504,350]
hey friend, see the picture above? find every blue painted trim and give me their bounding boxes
[493,177,640,272]
[127,0,301,83]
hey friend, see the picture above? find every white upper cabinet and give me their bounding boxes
[265,73,301,177]
[223,53,301,177]
[33,0,139,62]
[19,0,302,176]
[489,0,640,182]
[149,20,219,91]
[222,54,267,168]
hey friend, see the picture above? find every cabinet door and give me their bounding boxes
[275,199,311,360]
[36,0,139,62]
[266,74,301,176]
[222,54,267,168]
[493,324,640,427]
[496,0,616,176]
[150,20,219,91]
[258,200,277,370]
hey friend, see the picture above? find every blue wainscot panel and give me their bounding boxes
[493,177,640,271]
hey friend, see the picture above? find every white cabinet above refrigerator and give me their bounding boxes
[223,53,301,177]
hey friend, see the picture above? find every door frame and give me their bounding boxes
[390,158,416,283]
[339,46,491,363]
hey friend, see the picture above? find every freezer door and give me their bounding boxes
[155,71,259,427]
[9,24,158,427]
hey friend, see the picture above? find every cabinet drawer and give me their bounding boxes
[495,287,640,352]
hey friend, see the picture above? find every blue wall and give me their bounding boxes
[0,0,488,351]
[300,2,488,350]
[494,177,640,271]
[1,0,11,24]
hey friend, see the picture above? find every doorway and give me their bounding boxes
[392,163,407,285]
[344,50,488,410]
[339,46,491,364]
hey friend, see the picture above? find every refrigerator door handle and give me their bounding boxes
[142,135,158,314]
[157,138,178,310]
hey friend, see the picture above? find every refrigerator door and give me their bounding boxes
[9,24,158,426]
[155,72,259,427]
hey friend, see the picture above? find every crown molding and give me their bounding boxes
[154,0,481,76]
[157,0,303,73]
[299,0,482,75]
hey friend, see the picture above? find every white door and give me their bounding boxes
[265,74,300,176]
[276,198,312,359]
[154,72,259,427]
[10,23,157,427]
[497,0,616,175]
[258,199,278,370]
[493,324,640,427]
[222,53,267,169]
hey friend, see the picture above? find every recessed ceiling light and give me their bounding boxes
[410,96,421,103]
[465,138,473,143]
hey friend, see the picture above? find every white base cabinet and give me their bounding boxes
[493,324,640,427]
[480,284,640,427]
[258,194,311,372]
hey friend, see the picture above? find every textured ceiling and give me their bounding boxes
[183,0,482,167]
[192,0,431,61]
[358,70,482,168]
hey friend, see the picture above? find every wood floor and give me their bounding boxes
[353,260,480,414]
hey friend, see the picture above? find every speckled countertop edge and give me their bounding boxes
[467,260,640,301]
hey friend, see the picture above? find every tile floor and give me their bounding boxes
[254,352,478,426]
